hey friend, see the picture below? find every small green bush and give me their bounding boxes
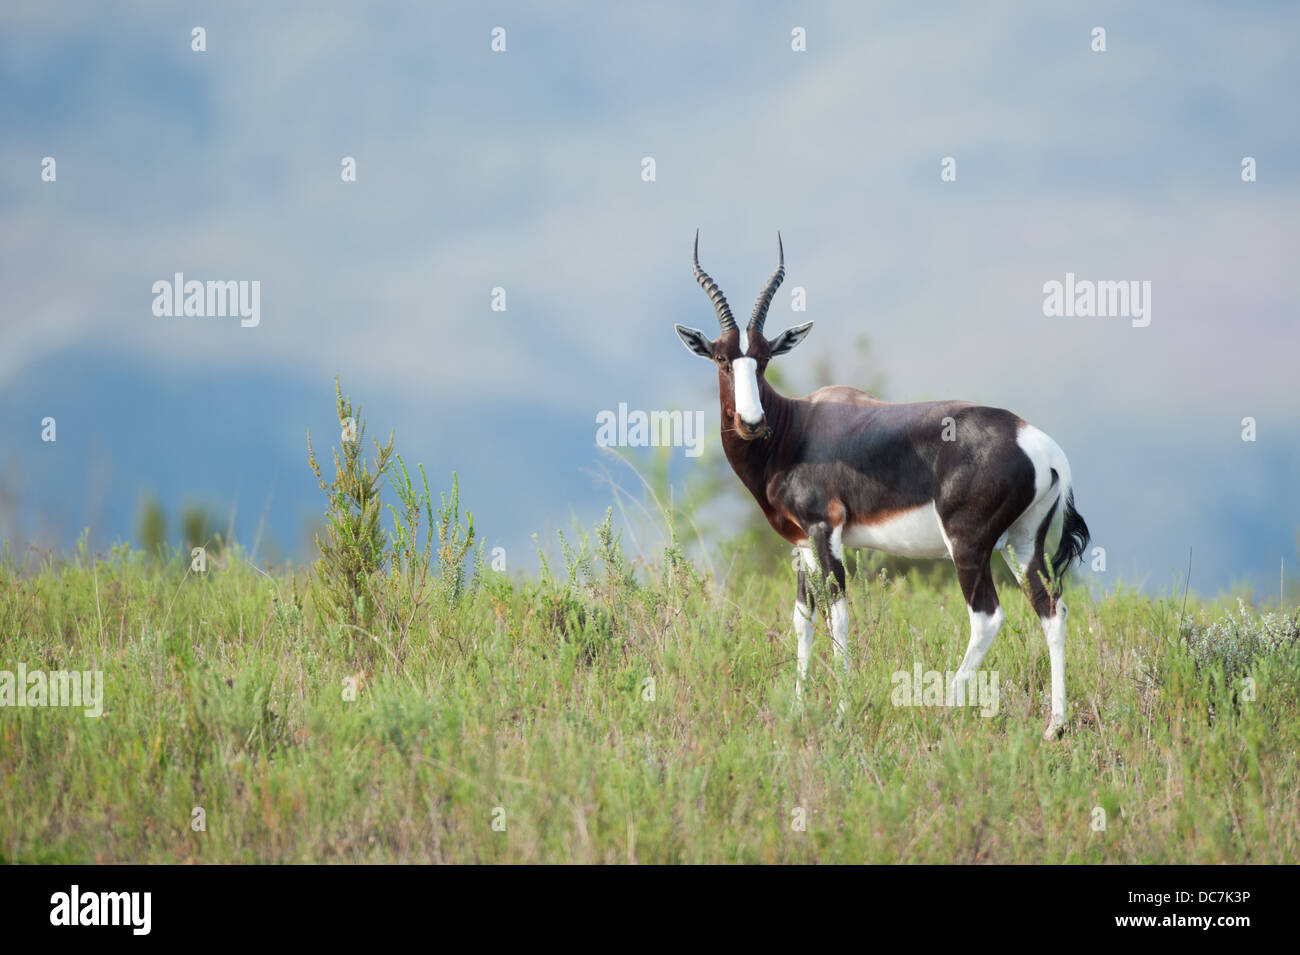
[1180,599,1300,679]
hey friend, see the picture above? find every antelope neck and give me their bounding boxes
[720,377,797,493]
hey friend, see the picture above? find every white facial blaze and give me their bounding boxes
[732,357,763,425]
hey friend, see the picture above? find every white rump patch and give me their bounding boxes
[1015,424,1070,501]
[1008,422,1072,551]
[841,502,949,558]
[732,357,763,425]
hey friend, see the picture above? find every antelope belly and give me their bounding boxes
[841,502,950,558]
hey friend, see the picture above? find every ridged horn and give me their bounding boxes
[748,232,785,337]
[692,229,737,332]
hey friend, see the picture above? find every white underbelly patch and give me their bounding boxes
[840,502,950,559]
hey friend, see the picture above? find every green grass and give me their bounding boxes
[2,537,1298,864]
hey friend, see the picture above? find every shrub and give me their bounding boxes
[306,377,393,631]
[1180,599,1300,679]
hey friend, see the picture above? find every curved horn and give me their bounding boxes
[748,232,785,337]
[692,229,737,332]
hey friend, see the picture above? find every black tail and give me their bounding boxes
[1049,489,1090,586]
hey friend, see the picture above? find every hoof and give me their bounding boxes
[1042,719,1067,741]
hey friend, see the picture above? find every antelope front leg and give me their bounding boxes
[807,522,849,715]
[793,552,816,701]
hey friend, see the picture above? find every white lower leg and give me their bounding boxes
[953,606,1004,703]
[1042,603,1068,734]
[829,597,849,673]
[830,596,849,715]
[794,599,815,700]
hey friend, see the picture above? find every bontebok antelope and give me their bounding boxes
[675,233,1090,739]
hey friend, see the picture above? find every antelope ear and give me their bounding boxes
[674,324,714,359]
[768,321,814,356]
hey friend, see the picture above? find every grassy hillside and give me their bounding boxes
[3,528,1298,864]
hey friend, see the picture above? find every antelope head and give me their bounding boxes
[675,231,814,440]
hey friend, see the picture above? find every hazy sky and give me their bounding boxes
[2,1,1297,595]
